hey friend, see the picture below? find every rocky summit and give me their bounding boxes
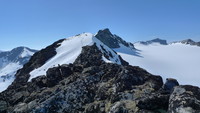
[0,30,200,113]
[95,28,135,49]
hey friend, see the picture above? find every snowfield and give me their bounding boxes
[29,33,122,81]
[0,63,21,92]
[20,48,35,58]
[117,42,200,86]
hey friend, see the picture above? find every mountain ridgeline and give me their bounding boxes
[0,47,37,92]
[0,47,37,65]
[136,38,168,45]
[0,29,200,113]
[178,39,200,46]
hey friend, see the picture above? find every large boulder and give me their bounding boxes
[137,91,169,112]
[163,78,179,92]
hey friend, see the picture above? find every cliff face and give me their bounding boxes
[0,44,200,112]
[95,28,135,49]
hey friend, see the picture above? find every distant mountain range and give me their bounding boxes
[0,29,200,112]
[135,38,168,45]
[135,38,200,47]
[0,47,37,92]
[171,39,200,46]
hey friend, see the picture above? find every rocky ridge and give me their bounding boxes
[0,42,199,113]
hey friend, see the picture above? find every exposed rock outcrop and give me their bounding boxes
[95,28,135,49]
[169,85,200,113]
[163,78,179,92]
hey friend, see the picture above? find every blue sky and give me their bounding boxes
[0,0,200,50]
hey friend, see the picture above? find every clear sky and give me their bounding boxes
[0,0,200,50]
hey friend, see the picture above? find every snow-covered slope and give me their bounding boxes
[118,42,200,86]
[29,33,123,81]
[0,62,22,92]
[0,47,37,92]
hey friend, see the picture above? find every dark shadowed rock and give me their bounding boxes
[137,91,169,112]
[74,44,104,67]
[0,101,7,113]
[46,65,73,87]
[95,28,120,48]
[95,28,135,49]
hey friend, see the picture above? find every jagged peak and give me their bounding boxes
[97,28,112,34]
[95,28,135,49]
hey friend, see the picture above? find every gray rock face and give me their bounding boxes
[169,85,200,113]
[95,28,135,49]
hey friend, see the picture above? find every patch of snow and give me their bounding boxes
[102,56,112,63]
[0,62,22,92]
[0,76,15,92]
[114,43,140,56]
[20,48,35,58]
[93,37,121,65]
[118,43,200,86]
